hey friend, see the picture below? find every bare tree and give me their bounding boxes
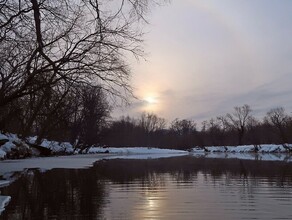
[226,104,253,145]
[76,86,110,146]
[203,118,223,146]
[216,115,230,132]
[0,0,164,135]
[138,112,166,133]
[245,117,261,146]
[0,0,163,107]
[265,107,289,144]
[170,119,196,136]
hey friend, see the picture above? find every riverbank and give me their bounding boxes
[191,144,292,153]
[0,132,189,160]
[1,132,292,161]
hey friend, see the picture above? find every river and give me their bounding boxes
[1,155,292,219]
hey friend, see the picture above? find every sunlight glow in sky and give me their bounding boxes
[114,0,292,123]
[144,96,158,105]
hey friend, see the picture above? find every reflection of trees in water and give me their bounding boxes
[171,170,198,185]
[93,157,292,206]
[94,159,167,191]
[141,173,166,190]
[1,157,292,219]
[93,157,292,187]
[1,168,107,220]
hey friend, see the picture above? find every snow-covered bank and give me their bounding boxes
[2,131,292,162]
[0,151,187,175]
[0,133,32,159]
[190,144,292,162]
[191,152,292,162]
[27,136,74,154]
[86,147,187,155]
[0,196,11,215]
[191,144,292,154]
[0,132,75,159]
[0,132,189,160]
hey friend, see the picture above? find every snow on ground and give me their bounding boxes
[190,144,292,162]
[258,144,290,153]
[27,136,74,154]
[105,153,189,160]
[0,149,6,160]
[0,181,10,188]
[0,133,18,153]
[0,149,187,175]
[191,152,292,162]
[191,144,292,153]
[0,196,11,215]
[0,155,106,174]
[0,133,30,158]
[40,140,74,154]
[87,147,187,155]
[0,134,8,140]
[0,141,16,154]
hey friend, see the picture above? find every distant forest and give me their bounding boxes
[99,105,292,149]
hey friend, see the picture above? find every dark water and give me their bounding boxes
[1,156,292,219]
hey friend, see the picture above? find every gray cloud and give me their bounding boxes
[113,0,292,123]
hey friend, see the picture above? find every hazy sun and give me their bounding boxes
[144,96,158,104]
[141,94,160,112]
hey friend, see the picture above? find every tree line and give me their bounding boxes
[102,105,292,149]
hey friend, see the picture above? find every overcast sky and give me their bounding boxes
[113,0,292,123]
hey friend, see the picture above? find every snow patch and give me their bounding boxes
[0,134,8,141]
[192,144,292,153]
[86,147,187,155]
[0,133,30,157]
[191,152,292,162]
[105,153,189,160]
[0,196,11,215]
[0,142,16,153]
[0,149,6,160]
[0,181,10,188]
[40,139,74,153]
[27,138,74,154]
[190,144,292,162]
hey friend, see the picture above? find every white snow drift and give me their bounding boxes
[191,144,292,154]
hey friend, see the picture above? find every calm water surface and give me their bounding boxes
[1,156,292,219]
